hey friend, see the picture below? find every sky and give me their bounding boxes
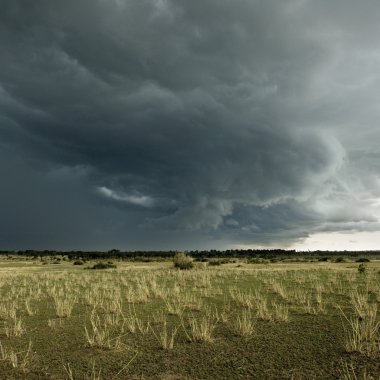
[1,0,380,251]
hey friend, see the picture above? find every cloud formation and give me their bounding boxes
[1,0,380,249]
[98,186,155,208]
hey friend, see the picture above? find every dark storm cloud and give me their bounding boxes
[1,0,380,249]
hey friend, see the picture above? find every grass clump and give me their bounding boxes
[341,304,380,357]
[182,315,217,342]
[0,340,32,370]
[173,252,194,270]
[53,295,76,318]
[232,310,255,337]
[4,316,24,337]
[150,320,178,350]
[338,361,376,380]
[84,312,124,351]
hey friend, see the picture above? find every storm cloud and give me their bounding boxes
[1,0,380,250]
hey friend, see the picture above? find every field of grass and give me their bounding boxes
[0,257,379,379]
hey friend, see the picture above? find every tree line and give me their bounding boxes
[0,249,379,260]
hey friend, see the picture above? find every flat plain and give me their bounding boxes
[0,256,379,379]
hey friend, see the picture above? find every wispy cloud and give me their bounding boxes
[97,187,155,208]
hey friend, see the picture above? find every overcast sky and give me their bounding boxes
[1,0,380,251]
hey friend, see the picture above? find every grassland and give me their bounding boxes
[0,257,379,379]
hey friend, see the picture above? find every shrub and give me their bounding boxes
[73,260,84,265]
[334,257,345,263]
[357,263,366,274]
[90,261,117,270]
[355,258,370,263]
[173,253,193,270]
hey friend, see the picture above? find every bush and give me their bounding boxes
[355,257,370,263]
[90,261,117,270]
[358,263,366,274]
[73,260,84,265]
[173,253,194,270]
[334,257,345,263]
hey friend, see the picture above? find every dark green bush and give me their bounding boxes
[90,261,117,270]
[334,257,345,263]
[73,260,84,265]
[355,257,370,263]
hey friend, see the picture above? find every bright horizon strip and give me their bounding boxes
[290,231,380,251]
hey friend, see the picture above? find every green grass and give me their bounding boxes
[0,258,379,379]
